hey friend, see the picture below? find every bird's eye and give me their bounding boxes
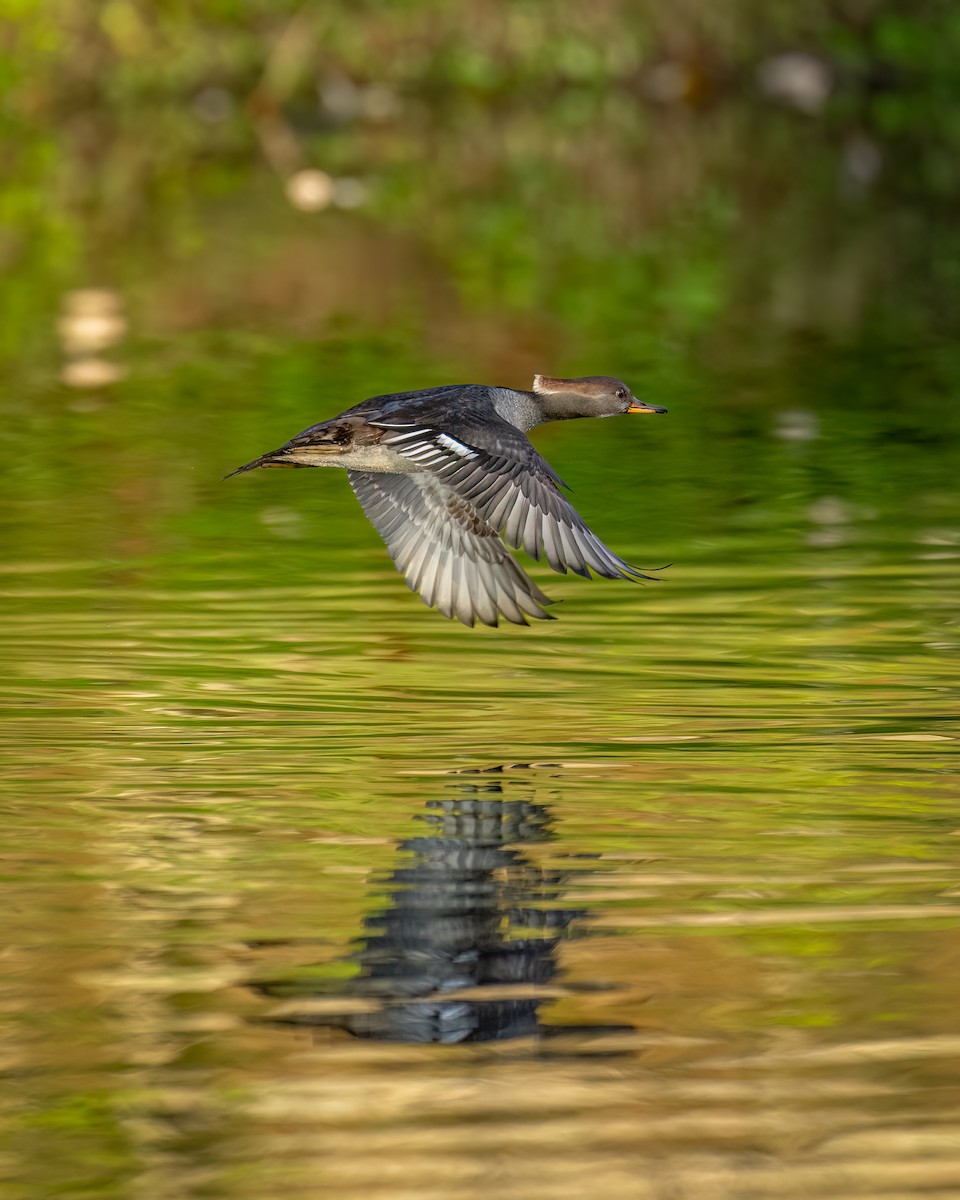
[616,388,627,399]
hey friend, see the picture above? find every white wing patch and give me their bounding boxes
[436,433,479,460]
[381,427,448,464]
[381,427,479,468]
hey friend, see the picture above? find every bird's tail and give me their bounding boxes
[223,449,312,480]
[224,455,268,480]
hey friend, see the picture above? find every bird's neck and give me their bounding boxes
[492,387,574,431]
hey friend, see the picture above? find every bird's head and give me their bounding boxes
[532,374,667,421]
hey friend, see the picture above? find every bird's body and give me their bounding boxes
[228,375,666,626]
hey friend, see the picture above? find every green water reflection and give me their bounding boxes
[2,63,960,1200]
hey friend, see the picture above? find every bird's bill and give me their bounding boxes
[627,399,668,414]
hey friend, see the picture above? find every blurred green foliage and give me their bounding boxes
[2,0,959,371]
[3,1,960,103]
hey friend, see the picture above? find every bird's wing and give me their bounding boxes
[368,414,654,581]
[349,384,474,415]
[347,470,555,627]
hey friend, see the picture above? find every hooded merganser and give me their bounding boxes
[228,374,667,626]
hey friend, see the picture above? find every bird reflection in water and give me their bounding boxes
[252,768,631,1044]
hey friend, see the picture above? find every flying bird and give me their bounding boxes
[227,374,667,626]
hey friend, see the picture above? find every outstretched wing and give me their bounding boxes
[347,470,555,627]
[369,416,654,581]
